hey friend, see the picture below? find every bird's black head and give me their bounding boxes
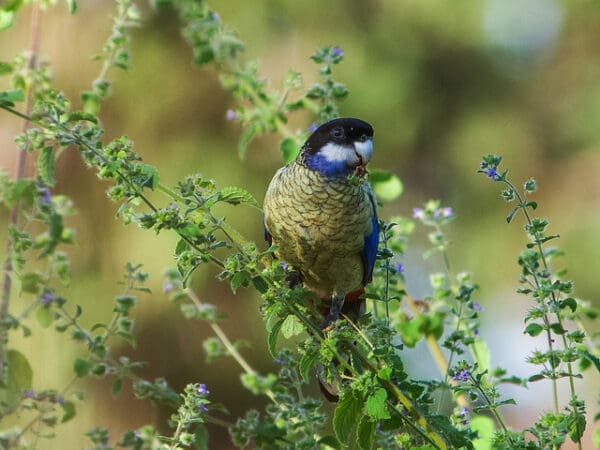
[302,117,374,177]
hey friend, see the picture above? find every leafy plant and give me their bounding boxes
[0,1,598,449]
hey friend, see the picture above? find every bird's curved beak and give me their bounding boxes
[354,139,373,168]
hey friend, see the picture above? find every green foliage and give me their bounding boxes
[0,2,598,450]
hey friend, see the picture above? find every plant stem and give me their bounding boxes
[404,294,469,409]
[0,0,41,380]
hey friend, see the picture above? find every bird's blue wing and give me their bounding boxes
[361,193,379,284]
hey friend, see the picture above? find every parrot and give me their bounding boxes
[263,117,379,326]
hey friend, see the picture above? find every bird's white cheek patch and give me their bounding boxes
[354,139,373,163]
[319,142,355,164]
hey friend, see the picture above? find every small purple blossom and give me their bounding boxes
[486,167,499,180]
[39,187,51,204]
[331,46,344,58]
[442,207,453,218]
[474,328,479,336]
[25,389,36,399]
[472,301,483,311]
[273,358,284,365]
[308,123,318,133]
[199,403,208,412]
[163,281,174,294]
[433,209,441,218]
[412,208,425,220]
[452,369,470,382]
[226,109,237,121]
[40,291,53,304]
[211,12,220,22]
[460,406,469,417]
[394,262,404,274]
[198,384,210,396]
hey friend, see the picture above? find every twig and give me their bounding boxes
[0,0,41,380]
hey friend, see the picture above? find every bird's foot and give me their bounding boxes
[322,295,344,330]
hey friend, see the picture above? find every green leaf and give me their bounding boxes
[299,347,319,383]
[112,378,123,396]
[73,357,93,377]
[61,400,76,422]
[267,318,284,358]
[20,272,42,294]
[559,297,577,313]
[36,305,53,328]
[524,323,544,337]
[506,206,519,223]
[369,169,403,202]
[333,391,362,445]
[193,425,209,450]
[280,314,303,339]
[568,412,586,442]
[0,10,15,29]
[471,415,494,450]
[81,90,100,115]
[38,147,56,186]
[0,88,24,104]
[357,416,376,450]
[219,186,258,206]
[0,350,32,407]
[66,111,97,123]
[138,163,160,189]
[230,270,250,293]
[317,435,340,449]
[365,387,390,420]
[280,137,299,163]
[581,349,600,373]
[472,338,491,374]
[251,275,268,293]
[66,0,77,14]
[237,126,256,159]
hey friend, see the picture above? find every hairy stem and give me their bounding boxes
[0,0,41,380]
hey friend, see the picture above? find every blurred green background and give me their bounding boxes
[1,0,599,448]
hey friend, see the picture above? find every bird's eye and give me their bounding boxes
[331,127,344,139]
[360,134,369,142]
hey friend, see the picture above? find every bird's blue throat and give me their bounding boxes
[304,152,353,177]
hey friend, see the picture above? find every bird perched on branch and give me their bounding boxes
[263,117,379,325]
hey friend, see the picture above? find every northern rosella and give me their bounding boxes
[263,117,379,324]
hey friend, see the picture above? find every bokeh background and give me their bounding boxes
[1,0,599,448]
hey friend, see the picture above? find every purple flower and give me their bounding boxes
[199,403,208,412]
[412,208,425,220]
[273,358,284,365]
[442,207,453,218]
[308,123,318,133]
[460,406,469,417]
[163,281,174,294]
[39,187,51,204]
[25,389,36,399]
[452,369,470,382]
[486,167,499,180]
[198,384,210,396]
[226,109,237,121]
[211,12,220,22]
[474,328,480,336]
[394,262,404,274]
[331,46,344,58]
[40,291,53,304]
[472,301,483,311]
[433,209,441,218]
